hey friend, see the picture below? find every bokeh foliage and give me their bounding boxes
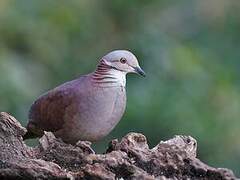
[0,0,240,175]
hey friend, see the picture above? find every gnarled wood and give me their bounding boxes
[0,112,237,180]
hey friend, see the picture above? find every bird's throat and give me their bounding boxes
[92,61,126,87]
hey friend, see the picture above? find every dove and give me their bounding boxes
[23,50,145,144]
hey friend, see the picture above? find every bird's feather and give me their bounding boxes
[27,77,85,134]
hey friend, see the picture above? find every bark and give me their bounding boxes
[0,112,237,180]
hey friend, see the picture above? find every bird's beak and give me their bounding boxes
[134,66,146,77]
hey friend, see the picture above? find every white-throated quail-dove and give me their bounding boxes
[23,50,145,144]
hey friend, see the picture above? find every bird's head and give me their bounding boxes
[101,50,145,77]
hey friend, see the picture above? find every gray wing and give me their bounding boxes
[27,77,85,135]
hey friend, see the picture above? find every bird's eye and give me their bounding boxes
[120,58,127,64]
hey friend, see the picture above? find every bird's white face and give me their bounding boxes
[102,50,145,77]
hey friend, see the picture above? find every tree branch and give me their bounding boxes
[0,112,236,179]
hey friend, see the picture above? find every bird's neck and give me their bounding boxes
[91,60,126,87]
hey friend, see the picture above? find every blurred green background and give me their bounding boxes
[0,0,240,176]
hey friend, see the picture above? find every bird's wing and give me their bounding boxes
[28,78,82,133]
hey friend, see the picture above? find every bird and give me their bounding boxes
[23,50,145,144]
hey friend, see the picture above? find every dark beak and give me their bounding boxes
[134,67,146,77]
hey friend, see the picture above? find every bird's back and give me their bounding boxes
[27,75,88,136]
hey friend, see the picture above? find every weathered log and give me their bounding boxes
[0,112,237,180]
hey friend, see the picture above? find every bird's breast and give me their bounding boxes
[69,85,126,141]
